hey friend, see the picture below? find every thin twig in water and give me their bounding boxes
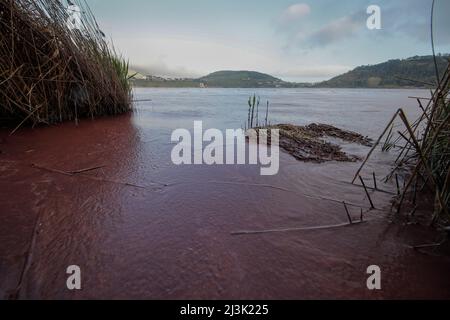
[205,180,375,210]
[395,174,401,195]
[30,164,165,189]
[69,165,106,174]
[372,172,378,190]
[413,241,446,250]
[231,221,367,236]
[343,201,353,224]
[359,175,375,209]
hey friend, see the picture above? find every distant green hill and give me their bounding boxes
[198,71,289,88]
[131,55,449,88]
[317,55,449,88]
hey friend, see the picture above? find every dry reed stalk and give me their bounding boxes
[354,61,450,226]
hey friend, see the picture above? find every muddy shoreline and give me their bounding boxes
[1,114,450,299]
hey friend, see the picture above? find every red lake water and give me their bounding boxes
[1,88,449,299]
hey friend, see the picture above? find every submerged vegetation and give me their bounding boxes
[259,124,373,163]
[0,0,132,129]
[245,94,373,163]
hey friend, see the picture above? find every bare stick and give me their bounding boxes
[408,96,432,100]
[413,241,445,250]
[343,201,353,224]
[231,221,366,236]
[31,164,151,188]
[69,165,106,174]
[395,174,401,195]
[206,181,374,209]
[359,175,375,209]
[372,172,378,190]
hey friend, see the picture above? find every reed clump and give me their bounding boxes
[354,61,450,226]
[0,0,132,129]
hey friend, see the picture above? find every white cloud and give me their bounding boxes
[306,13,362,47]
[281,3,311,22]
[114,36,277,78]
[114,34,348,82]
[277,6,364,49]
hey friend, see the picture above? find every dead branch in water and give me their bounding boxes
[372,172,378,190]
[359,175,375,209]
[231,220,367,236]
[205,180,376,210]
[231,204,378,236]
[343,201,353,224]
[69,165,106,174]
[31,163,153,189]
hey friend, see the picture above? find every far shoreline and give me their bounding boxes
[132,85,432,90]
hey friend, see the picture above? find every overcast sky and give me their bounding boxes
[87,0,450,82]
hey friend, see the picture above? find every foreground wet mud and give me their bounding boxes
[1,113,450,300]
